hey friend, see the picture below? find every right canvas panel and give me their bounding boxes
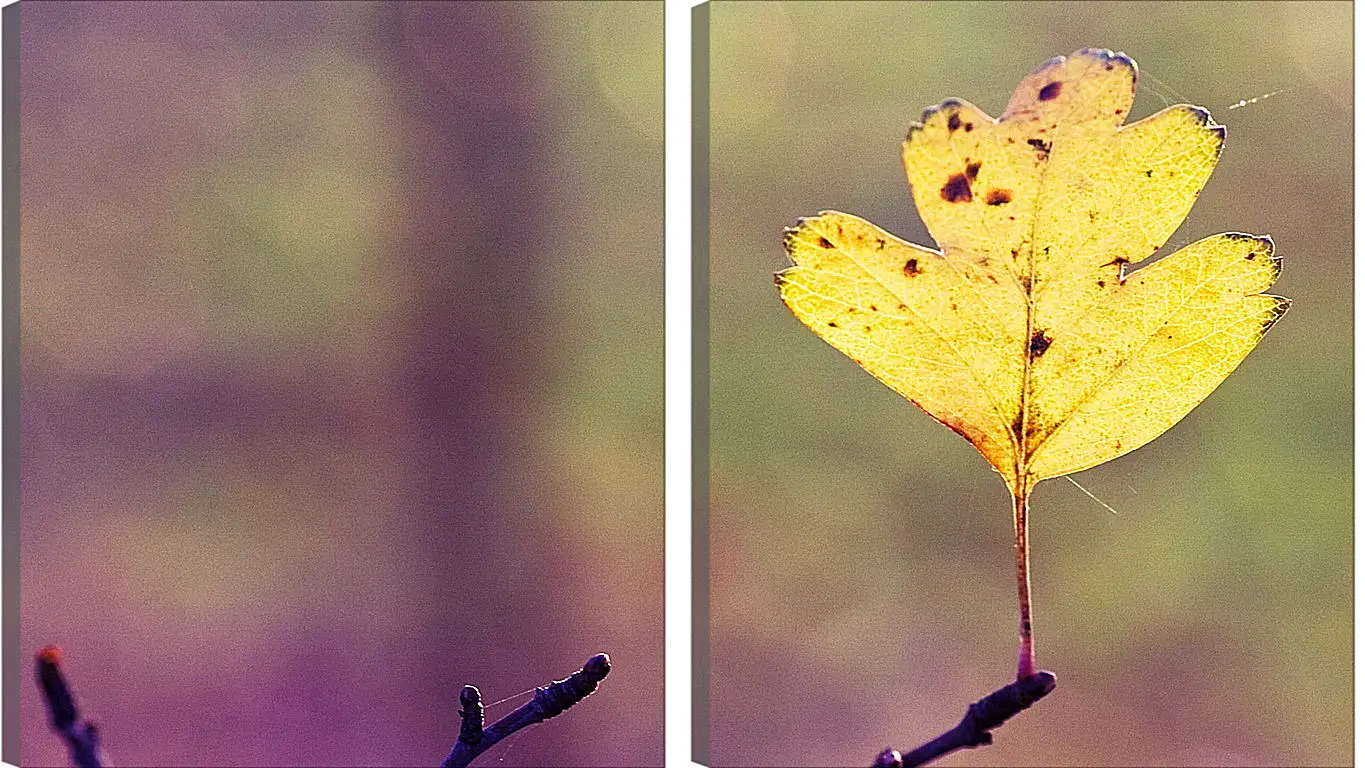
[703,2,1351,766]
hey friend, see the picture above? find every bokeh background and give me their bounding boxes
[707,2,1350,766]
[19,2,661,766]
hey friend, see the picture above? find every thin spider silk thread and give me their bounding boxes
[1064,475,1120,516]
[483,686,537,710]
[1145,65,1288,113]
[1228,89,1285,110]
[496,728,527,763]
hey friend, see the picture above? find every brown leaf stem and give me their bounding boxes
[1013,488,1036,678]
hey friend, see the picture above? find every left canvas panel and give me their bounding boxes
[11,3,663,766]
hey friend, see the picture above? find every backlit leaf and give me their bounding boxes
[777,48,1289,497]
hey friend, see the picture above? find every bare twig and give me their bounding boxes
[873,671,1056,768]
[441,653,612,768]
[35,646,106,768]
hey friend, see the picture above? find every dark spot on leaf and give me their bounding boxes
[1104,256,1128,267]
[869,303,878,311]
[847,307,855,313]
[1105,62,1115,71]
[818,236,834,249]
[903,259,921,276]
[949,301,957,311]
[966,161,982,180]
[1144,169,1153,177]
[1011,411,1024,440]
[863,325,871,332]
[828,321,838,328]
[876,237,886,250]
[897,303,907,311]
[1028,330,1052,359]
[1245,252,1255,260]
[1020,275,1032,292]
[1113,439,1122,451]
[1088,210,1098,223]
[1027,138,1051,154]
[1097,279,1106,288]
[1011,248,1020,259]
[964,122,974,132]
[986,189,1012,205]
[1038,81,1062,101]
[940,173,972,203]
[947,113,961,131]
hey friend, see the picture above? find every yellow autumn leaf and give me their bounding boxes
[777,49,1288,497]
[775,48,1288,678]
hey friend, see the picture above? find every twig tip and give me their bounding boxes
[442,654,615,768]
[459,685,482,707]
[35,646,104,767]
[886,670,1059,767]
[873,747,903,767]
[584,653,611,678]
[36,645,78,731]
[1019,670,1057,702]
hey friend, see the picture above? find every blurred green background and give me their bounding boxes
[707,2,1350,766]
[19,2,661,766]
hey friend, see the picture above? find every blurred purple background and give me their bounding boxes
[19,2,662,766]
